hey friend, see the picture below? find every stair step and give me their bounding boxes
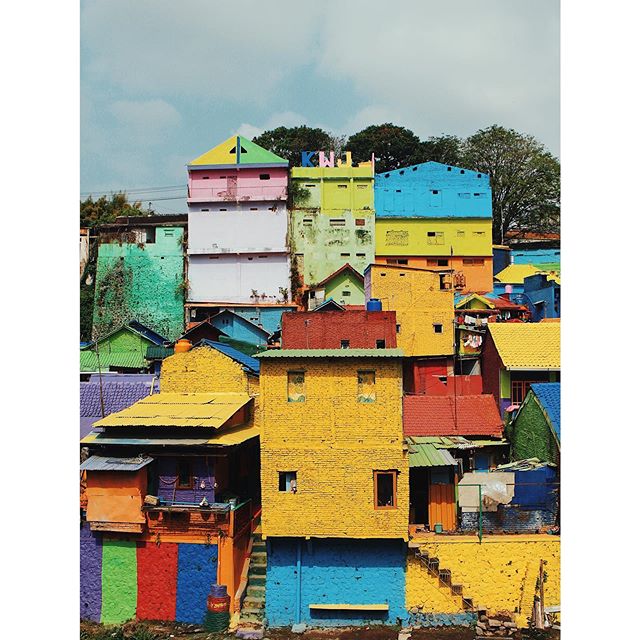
[462,597,474,610]
[438,569,452,586]
[248,575,266,586]
[240,611,265,623]
[246,585,265,598]
[427,558,440,573]
[243,597,264,609]
[250,563,267,575]
[251,553,267,562]
[451,584,464,596]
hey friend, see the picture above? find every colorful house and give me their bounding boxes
[364,263,454,358]
[521,273,561,321]
[80,342,262,624]
[80,321,167,374]
[510,383,560,465]
[511,247,561,273]
[493,264,560,296]
[255,348,408,627]
[374,161,493,293]
[281,310,397,350]
[289,151,375,290]
[186,135,291,308]
[303,263,366,310]
[92,216,187,340]
[481,323,561,415]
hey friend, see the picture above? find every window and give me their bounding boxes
[357,370,376,403]
[250,207,258,211]
[511,381,535,404]
[341,339,350,349]
[340,253,350,257]
[387,258,408,265]
[355,218,365,226]
[459,193,471,199]
[374,471,397,509]
[278,471,297,493]
[305,184,315,188]
[337,184,348,189]
[427,258,449,267]
[259,174,271,180]
[200,208,210,212]
[386,230,409,246]
[432,190,439,194]
[396,324,401,333]
[303,218,313,226]
[177,461,192,489]
[287,371,305,402]
[208,256,220,260]
[219,208,227,211]
[145,228,156,244]
[164,229,175,237]
[202,176,210,180]
[473,231,486,236]
[356,253,366,258]
[457,230,465,237]
[342,290,351,297]
[433,324,443,334]
[357,184,368,189]
[463,258,485,266]
[376,339,386,348]
[330,219,346,227]
[426,231,444,245]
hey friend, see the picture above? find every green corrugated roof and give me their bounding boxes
[255,348,404,359]
[406,438,457,467]
[80,351,147,372]
[145,345,174,360]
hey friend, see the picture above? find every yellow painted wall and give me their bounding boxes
[375,256,494,293]
[259,358,409,539]
[376,218,492,257]
[367,265,454,357]
[407,536,560,627]
[161,347,259,397]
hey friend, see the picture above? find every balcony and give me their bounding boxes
[188,185,287,204]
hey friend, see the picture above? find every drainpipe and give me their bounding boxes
[295,539,302,625]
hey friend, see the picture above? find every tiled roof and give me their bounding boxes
[487,323,560,370]
[494,264,560,285]
[530,383,561,443]
[80,351,147,372]
[403,394,504,437]
[198,340,261,375]
[80,381,153,417]
[255,348,404,359]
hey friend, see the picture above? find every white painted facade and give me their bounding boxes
[188,253,290,304]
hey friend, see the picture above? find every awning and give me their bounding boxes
[79,455,154,471]
[407,438,457,468]
[80,424,260,447]
[92,392,252,428]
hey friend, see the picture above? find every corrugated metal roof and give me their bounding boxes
[80,351,147,372]
[487,323,560,370]
[79,455,154,471]
[255,348,404,359]
[410,436,508,449]
[92,392,252,428]
[80,424,260,447]
[406,438,457,467]
[145,345,174,360]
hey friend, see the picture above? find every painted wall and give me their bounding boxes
[92,226,185,340]
[512,248,560,267]
[375,218,493,257]
[157,456,217,505]
[374,162,491,219]
[188,166,288,206]
[80,525,219,625]
[188,208,288,254]
[281,311,397,349]
[365,265,454,357]
[289,209,374,286]
[290,161,375,286]
[322,269,365,307]
[375,255,493,294]
[229,306,295,334]
[522,275,561,321]
[161,346,258,396]
[266,538,407,627]
[407,536,560,628]
[492,246,511,276]
[210,312,270,345]
[259,357,408,539]
[188,253,290,304]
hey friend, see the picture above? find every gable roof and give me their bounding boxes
[530,383,561,443]
[80,351,148,372]
[314,263,364,288]
[82,321,168,351]
[188,135,288,168]
[211,309,271,339]
[495,264,560,285]
[486,323,560,370]
[197,339,261,375]
[313,299,346,312]
[180,319,227,342]
[403,394,504,438]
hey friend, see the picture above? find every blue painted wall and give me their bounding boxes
[229,306,295,334]
[492,247,511,276]
[375,161,492,219]
[175,543,219,623]
[522,275,560,321]
[210,312,269,344]
[511,248,560,266]
[266,538,407,627]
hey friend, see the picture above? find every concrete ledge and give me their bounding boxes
[309,604,389,611]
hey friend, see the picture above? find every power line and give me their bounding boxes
[80,184,187,197]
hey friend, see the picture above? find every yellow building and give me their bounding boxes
[255,349,409,540]
[364,264,455,358]
[375,218,494,292]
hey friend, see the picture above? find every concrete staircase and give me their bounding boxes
[236,530,267,639]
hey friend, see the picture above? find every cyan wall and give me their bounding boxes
[511,248,560,266]
[230,306,295,334]
[266,538,407,627]
[375,162,491,219]
[211,312,270,344]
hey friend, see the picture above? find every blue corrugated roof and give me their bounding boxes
[198,339,260,375]
[530,383,560,442]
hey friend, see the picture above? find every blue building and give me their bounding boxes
[520,273,561,321]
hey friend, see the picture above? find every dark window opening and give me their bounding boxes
[437,259,448,267]
[259,174,271,180]
[396,324,401,333]
[177,461,192,488]
[278,471,297,493]
[376,339,386,348]
[432,190,439,194]
[145,228,156,244]
[374,471,397,509]
[355,219,365,226]
[202,176,210,180]
[342,290,351,297]
[447,167,452,171]
[433,324,443,334]
[201,209,210,212]
[341,339,350,349]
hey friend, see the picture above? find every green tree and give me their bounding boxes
[252,126,334,166]
[461,125,560,244]
[80,192,151,228]
[346,123,426,173]
[420,134,463,166]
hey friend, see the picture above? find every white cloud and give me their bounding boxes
[109,99,181,131]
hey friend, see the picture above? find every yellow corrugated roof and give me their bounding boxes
[93,392,252,428]
[494,264,560,285]
[487,323,560,369]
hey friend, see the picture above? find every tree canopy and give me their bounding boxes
[252,126,334,166]
[80,192,151,228]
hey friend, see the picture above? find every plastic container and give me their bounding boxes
[366,298,383,312]
[174,339,192,353]
[434,523,443,534]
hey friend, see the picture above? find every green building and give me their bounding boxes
[92,216,187,340]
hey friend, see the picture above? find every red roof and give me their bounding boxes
[403,394,503,437]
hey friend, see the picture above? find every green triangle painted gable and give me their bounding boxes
[236,136,288,165]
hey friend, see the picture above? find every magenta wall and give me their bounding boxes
[188,167,288,203]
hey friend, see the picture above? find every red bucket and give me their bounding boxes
[207,594,230,612]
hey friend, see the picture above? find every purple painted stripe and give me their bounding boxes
[80,523,102,621]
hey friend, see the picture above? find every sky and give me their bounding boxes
[80,0,560,214]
